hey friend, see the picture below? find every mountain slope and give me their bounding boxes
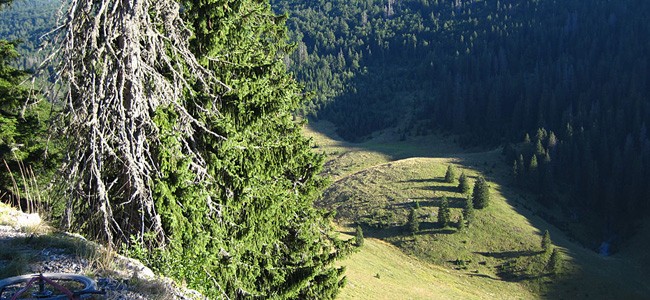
[278,0,650,249]
[338,236,535,300]
[304,120,650,299]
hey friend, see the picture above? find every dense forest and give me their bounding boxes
[0,0,59,69]
[273,0,650,249]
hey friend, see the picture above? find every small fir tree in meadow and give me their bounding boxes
[355,225,364,247]
[408,208,420,233]
[472,176,490,209]
[463,196,475,224]
[546,248,563,276]
[439,197,451,227]
[445,165,457,183]
[458,172,470,193]
[456,214,465,231]
[541,229,552,253]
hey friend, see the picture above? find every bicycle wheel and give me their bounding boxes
[0,273,98,300]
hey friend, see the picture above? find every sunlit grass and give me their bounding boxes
[303,120,650,299]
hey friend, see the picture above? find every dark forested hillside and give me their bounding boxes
[0,0,60,69]
[274,0,650,249]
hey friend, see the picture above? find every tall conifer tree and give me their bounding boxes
[445,165,457,183]
[472,176,490,209]
[439,196,451,227]
[147,0,348,297]
[458,171,469,193]
[49,0,348,297]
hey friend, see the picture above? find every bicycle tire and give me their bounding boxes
[0,273,97,300]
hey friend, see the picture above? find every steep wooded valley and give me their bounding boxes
[273,0,650,251]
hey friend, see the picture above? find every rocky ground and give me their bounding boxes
[0,204,206,299]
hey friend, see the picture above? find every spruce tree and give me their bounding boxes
[355,225,364,247]
[541,229,552,253]
[445,165,457,183]
[51,0,348,298]
[408,208,420,233]
[535,139,545,157]
[472,176,490,209]
[439,196,451,227]
[458,171,470,193]
[463,196,475,225]
[518,154,526,173]
[546,248,563,276]
[456,214,465,231]
[152,0,349,297]
[529,154,539,174]
[547,131,558,149]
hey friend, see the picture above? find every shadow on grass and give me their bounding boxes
[417,185,459,193]
[416,222,457,234]
[475,250,542,259]
[398,178,444,184]
[464,273,501,280]
[361,225,406,240]
[393,197,467,209]
[416,228,457,235]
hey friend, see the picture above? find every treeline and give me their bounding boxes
[274,0,650,246]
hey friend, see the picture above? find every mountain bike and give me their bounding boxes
[0,273,104,300]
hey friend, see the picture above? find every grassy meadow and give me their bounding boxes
[305,120,650,299]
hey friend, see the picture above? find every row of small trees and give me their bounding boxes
[446,165,490,209]
[407,165,490,233]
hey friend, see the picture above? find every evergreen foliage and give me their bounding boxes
[462,196,475,225]
[135,0,348,297]
[529,155,538,174]
[355,225,364,247]
[541,230,552,253]
[444,165,456,183]
[457,172,469,194]
[408,208,419,233]
[455,214,465,231]
[33,0,349,297]
[546,248,563,276]
[472,176,490,209]
[438,197,451,228]
[0,0,59,69]
[0,18,58,208]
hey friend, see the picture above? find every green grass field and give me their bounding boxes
[305,120,650,299]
